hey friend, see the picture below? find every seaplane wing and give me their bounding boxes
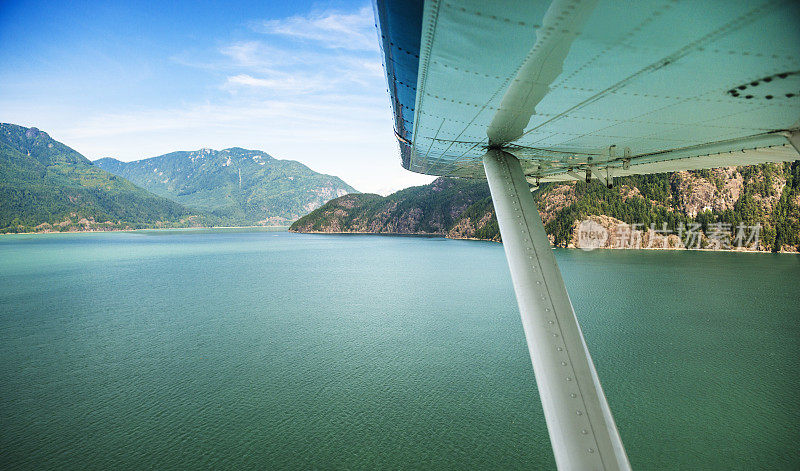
[374,1,798,470]
[375,0,800,185]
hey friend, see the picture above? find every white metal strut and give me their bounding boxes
[483,149,631,471]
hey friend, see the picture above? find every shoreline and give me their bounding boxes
[3,227,795,253]
[290,229,797,254]
[1,225,289,236]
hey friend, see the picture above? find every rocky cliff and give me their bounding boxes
[291,162,800,253]
[290,178,500,241]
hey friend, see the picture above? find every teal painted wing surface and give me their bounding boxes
[407,0,800,181]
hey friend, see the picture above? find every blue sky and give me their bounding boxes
[0,0,434,194]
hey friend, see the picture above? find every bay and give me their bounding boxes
[0,229,798,469]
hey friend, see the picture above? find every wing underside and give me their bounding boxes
[371,3,799,469]
[376,0,800,183]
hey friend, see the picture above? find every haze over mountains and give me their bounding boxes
[96,148,356,226]
[0,123,357,232]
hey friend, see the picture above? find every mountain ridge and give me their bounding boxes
[291,162,800,253]
[0,123,196,233]
[95,147,357,226]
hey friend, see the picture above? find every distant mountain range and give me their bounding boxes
[0,123,357,233]
[291,162,800,253]
[96,149,356,226]
[5,121,798,251]
[0,123,192,233]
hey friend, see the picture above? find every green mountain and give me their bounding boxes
[291,162,800,253]
[0,123,194,233]
[290,177,499,239]
[95,148,357,226]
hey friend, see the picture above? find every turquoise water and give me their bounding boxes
[0,229,798,470]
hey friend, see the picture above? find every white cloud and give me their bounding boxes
[158,4,400,192]
[226,73,276,88]
[253,6,376,51]
[224,73,328,94]
[217,36,383,95]
[2,4,434,195]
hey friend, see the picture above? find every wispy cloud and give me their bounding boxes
[252,6,376,51]
[224,73,329,94]
[211,6,432,193]
[217,12,383,97]
[4,3,434,195]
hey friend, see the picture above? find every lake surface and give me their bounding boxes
[0,229,798,470]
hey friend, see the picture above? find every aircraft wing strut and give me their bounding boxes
[373,1,799,469]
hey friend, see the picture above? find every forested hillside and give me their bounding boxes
[291,161,800,253]
[96,148,356,226]
[291,177,498,239]
[0,124,195,233]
